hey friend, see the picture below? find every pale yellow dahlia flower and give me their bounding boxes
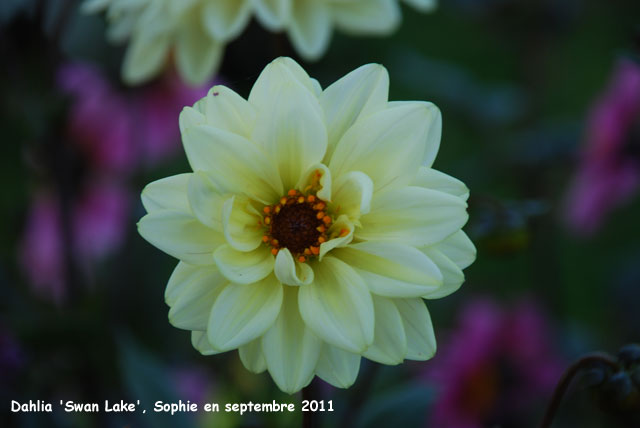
[83,0,252,85]
[137,57,474,393]
[254,0,438,60]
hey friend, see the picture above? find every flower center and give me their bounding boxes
[261,189,332,262]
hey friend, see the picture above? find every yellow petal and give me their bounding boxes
[141,173,191,214]
[181,124,282,203]
[321,64,389,160]
[363,295,407,364]
[412,166,469,201]
[221,196,263,252]
[137,210,223,265]
[239,339,267,374]
[214,244,274,285]
[299,257,373,353]
[274,248,314,286]
[333,241,442,298]
[167,262,226,331]
[262,287,321,393]
[207,276,282,351]
[315,344,361,389]
[252,79,327,190]
[329,102,440,193]
[358,186,468,247]
[394,298,436,361]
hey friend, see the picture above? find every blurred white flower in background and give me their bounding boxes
[83,0,252,85]
[85,0,437,85]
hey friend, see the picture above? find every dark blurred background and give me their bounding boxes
[1,0,640,427]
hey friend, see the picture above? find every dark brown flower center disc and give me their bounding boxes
[270,203,322,255]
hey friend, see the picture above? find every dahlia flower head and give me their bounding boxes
[84,0,437,86]
[137,57,475,393]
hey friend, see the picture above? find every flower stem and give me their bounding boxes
[538,352,618,428]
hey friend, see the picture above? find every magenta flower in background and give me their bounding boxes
[0,325,23,381]
[20,63,213,302]
[19,184,130,303]
[564,58,640,235]
[58,63,212,172]
[423,298,563,428]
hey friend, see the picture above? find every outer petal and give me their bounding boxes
[137,210,224,265]
[333,241,442,298]
[436,230,476,269]
[175,11,223,86]
[252,79,328,190]
[274,248,314,286]
[315,345,361,389]
[214,244,274,285]
[332,0,400,35]
[263,287,322,394]
[321,64,389,159]
[358,186,468,247]
[329,102,440,193]
[412,166,469,201]
[141,173,191,213]
[299,257,374,353]
[202,0,251,41]
[363,295,407,365]
[331,171,374,222]
[394,298,436,361]
[207,276,283,351]
[419,247,464,299]
[166,262,227,330]
[199,85,257,138]
[239,339,267,374]
[249,57,319,111]
[221,196,263,252]
[389,101,442,167]
[192,331,221,355]
[180,124,282,203]
[187,171,225,231]
[288,1,331,61]
[253,0,290,30]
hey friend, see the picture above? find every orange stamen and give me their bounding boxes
[298,256,306,263]
[310,246,320,255]
[288,189,297,196]
[262,235,269,243]
[316,211,325,220]
[271,248,279,256]
[263,206,271,214]
[322,216,332,225]
[339,228,350,237]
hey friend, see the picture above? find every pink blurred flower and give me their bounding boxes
[57,63,212,172]
[424,298,563,428]
[19,184,130,303]
[564,59,640,235]
[20,63,214,301]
